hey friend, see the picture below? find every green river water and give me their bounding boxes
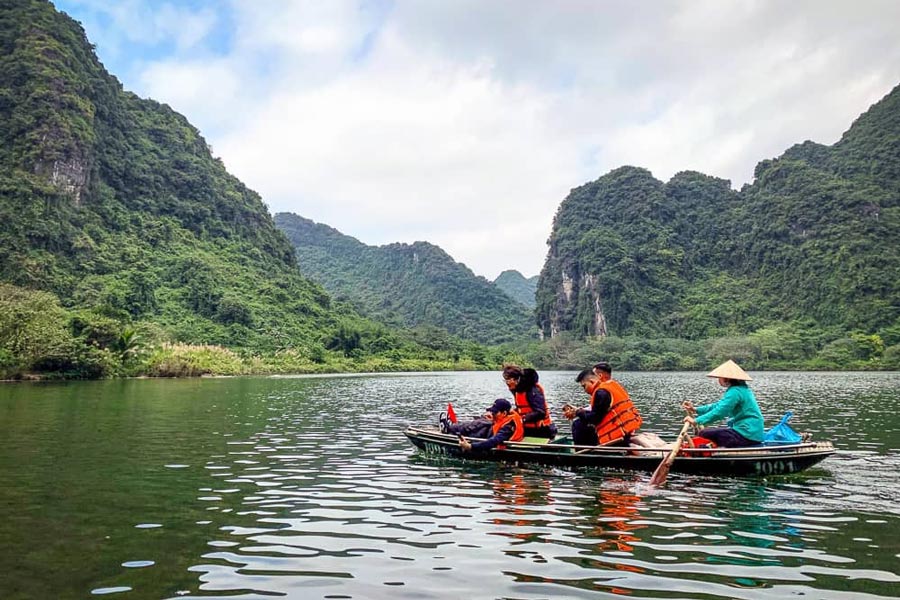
[0,371,898,599]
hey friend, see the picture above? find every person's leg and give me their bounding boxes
[698,427,760,448]
[468,420,493,438]
[450,418,492,438]
[572,418,599,446]
[524,425,555,439]
[607,434,631,447]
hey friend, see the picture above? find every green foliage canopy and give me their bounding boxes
[275,213,537,345]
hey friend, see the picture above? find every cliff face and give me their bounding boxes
[0,0,363,352]
[0,1,292,264]
[536,84,900,340]
[0,0,99,203]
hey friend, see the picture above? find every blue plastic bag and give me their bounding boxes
[763,411,802,445]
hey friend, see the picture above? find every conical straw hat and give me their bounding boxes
[706,359,752,381]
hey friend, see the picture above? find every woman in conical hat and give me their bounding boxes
[681,360,764,448]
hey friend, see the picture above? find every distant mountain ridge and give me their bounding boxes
[493,270,538,308]
[536,84,900,342]
[275,213,536,344]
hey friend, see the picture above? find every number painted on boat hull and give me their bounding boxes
[754,460,797,475]
[423,442,451,456]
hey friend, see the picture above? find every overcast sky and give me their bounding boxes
[54,0,900,280]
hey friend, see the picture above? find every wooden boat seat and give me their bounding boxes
[521,436,553,445]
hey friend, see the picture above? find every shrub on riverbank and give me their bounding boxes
[143,343,246,377]
[140,343,482,376]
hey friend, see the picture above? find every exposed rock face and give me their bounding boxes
[537,255,608,338]
[583,273,608,337]
[561,270,574,303]
[35,150,90,204]
[1,2,99,205]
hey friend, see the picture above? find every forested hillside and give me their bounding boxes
[275,213,536,344]
[535,84,900,369]
[3,1,896,377]
[0,0,494,378]
[494,270,538,308]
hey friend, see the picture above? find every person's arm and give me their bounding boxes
[695,388,739,426]
[578,389,611,425]
[520,387,547,425]
[470,421,515,450]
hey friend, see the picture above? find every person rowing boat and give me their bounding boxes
[682,360,764,448]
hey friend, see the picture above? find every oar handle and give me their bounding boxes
[669,421,692,458]
[649,420,693,486]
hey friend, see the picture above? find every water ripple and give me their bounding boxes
[184,372,893,600]
[3,372,898,599]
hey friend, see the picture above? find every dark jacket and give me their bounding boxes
[513,368,547,425]
[470,418,519,451]
[577,388,612,425]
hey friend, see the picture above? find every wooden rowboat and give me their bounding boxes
[403,426,835,477]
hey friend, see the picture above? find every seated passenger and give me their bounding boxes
[682,360,763,448]
[502,365,557,439]
[458,399,524,452]
[564,363,642,446]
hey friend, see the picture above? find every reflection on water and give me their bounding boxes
[0,372,898,599]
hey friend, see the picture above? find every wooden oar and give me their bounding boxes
[649,421,692,486]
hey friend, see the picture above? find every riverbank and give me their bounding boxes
[5,328,900,382]
[1,341,489,381]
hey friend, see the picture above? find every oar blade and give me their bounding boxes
[649,421,691,487]
[648,461,670,486]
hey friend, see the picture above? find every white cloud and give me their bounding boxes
[61,0,216,52]
[154,4,218,51]
[138,58,246,132]
[214,31,578,276]
[56,0,900,278]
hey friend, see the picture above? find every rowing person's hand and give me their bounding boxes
[458,436,472,451]
[681,400,696,416]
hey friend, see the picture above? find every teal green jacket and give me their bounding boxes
[695,383,764,442]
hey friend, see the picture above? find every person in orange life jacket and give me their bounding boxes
[564,363,642,446]
[459,398,524,451]
[502,365,557,438]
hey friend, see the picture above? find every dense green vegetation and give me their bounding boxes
[1,1,896,378]
[515,325,900,372]
[535,84,900,370]
[0,1,513,379]
[493,269,538,308]
[274,213,536,344]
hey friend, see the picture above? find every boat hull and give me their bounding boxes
[404,427,834,477]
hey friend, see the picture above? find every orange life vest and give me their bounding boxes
[492,411,525,443]
[514,382,553,429]
[591,379,642,444]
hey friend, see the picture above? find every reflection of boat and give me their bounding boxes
[403,426,835,477]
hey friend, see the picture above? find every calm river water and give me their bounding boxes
[1,371,898,599]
